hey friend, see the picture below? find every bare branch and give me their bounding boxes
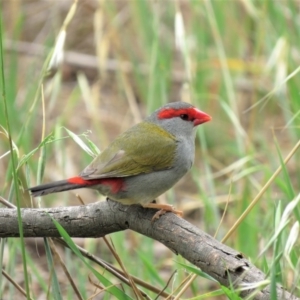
[4,40,185,82]
[0,200,298,300]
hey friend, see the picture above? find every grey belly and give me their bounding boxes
[111,163,191,205]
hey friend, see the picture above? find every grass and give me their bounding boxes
[0,0,300,299]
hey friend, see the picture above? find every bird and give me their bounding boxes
[28,101,211,218]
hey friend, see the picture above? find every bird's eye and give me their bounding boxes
[180,114,189,121]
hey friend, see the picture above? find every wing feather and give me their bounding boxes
[80,122,177,179]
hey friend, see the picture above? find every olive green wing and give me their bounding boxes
[80,122,177,179]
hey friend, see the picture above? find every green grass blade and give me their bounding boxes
[175,261,217,283]
[44,238,62,300]
[51,217,133,299]
[0,10,31,300]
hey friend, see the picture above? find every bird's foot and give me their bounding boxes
[151,209,167,220]
[142,203,183,221]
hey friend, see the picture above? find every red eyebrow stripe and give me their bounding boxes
[158,107,196,120]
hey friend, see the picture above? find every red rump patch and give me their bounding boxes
[100,178,125,194]
[67,177,124,194]
[158,107,211,126]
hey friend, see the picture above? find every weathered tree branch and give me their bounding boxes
[0,200,298,300]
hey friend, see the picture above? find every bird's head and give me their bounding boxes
[148,102,211,137]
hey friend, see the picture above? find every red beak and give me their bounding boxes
[193,108,212,126]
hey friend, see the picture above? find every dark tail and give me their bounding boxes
[28,177,91,197]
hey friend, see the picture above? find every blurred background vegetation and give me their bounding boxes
[0,0,299,299]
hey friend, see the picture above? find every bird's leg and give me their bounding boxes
[142,203,183,221]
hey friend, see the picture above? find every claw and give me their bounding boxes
[142,203,183,221]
